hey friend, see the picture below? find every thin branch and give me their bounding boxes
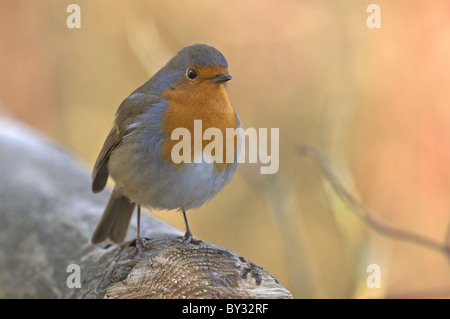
[297,144,450,258]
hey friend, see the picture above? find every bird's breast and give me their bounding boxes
[160,82,238,170]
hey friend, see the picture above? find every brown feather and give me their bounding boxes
[91,93,160,193]
[90,188,136,244]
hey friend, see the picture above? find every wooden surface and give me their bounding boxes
[0,116,292,299]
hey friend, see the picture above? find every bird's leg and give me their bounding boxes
[182,208,193,242]
[135,205,150,256]
[182,209,201,244]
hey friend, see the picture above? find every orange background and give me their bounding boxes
[1,0,449,298]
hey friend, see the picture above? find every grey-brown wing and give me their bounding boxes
[91,93,160,193]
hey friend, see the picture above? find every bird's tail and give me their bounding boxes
[91,188,135,244]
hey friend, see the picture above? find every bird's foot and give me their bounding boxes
[181,230,202,245]
[129,235,152,258]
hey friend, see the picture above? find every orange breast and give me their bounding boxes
[160,69,237,170]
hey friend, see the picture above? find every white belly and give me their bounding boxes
[109,143,237,211]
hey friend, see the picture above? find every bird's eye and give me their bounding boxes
[186,69,197,80]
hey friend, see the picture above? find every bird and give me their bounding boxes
[90,44,239,252]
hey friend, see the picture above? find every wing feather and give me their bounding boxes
[91,93,160,193]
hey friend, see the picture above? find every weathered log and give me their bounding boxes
[0,116,292,299]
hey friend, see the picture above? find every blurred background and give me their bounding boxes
[1,0,450,298]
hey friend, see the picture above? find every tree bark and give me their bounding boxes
[0,116,292,299]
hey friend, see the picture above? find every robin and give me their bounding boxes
[90,44,239,251]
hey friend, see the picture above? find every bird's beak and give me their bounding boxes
[210,73,232,83]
